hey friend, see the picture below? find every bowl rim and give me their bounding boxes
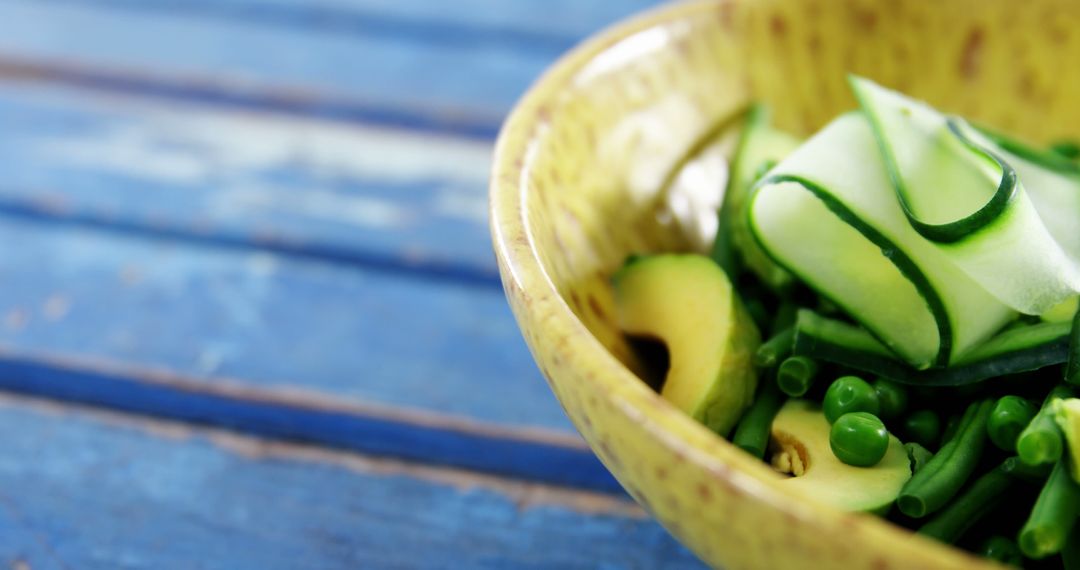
[489,1,992,567]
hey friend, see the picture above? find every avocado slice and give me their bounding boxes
[771,400,911,513]
[1054,398,1080,483]
[613,254,760,437]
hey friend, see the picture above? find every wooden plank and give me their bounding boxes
[0,394,705,569]
[0,0,569,137]
[27,0,663,53]
[0,215,624,490]
[0,348,621,493]
[0,214,592,412]
[0,82,500,281]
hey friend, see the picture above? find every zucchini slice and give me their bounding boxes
[714,104,801,289]
[792,310,1071,386]
[852,77,1080,315]
[749,113,1013,368]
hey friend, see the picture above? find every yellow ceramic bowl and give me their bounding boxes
[490,1,1080,568]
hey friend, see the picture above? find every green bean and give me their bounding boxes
[770,301,798,336]
[776,356,819,398]
[1051,140,1080,160]
[902,410,941,449]
[979,536,1022,567]
[1019,459,1080,559]
[904,442,933,474]
[897,400,993,518]
[754,327,794,369]
[710,219,738,279]
[744,298,770,334]
[1064,526,1080,570]
[873,378,908,421]
[1002,456,1053,484]
[1067,305,1080,386]
[732,379,785,460]
[987,395,1038,452]
[941,413,961,446]
[1018,385,1075,467]
[919,461,1013,543]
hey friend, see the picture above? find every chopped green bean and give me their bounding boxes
[1067,305,1080,385]
[754,327,794,369]
[744,298,770,334]
[979,536,1022,567]
[1019,459,1080,559]
[1018,385,1075,467]
[1002,456,1053,484]
[776,356,819,398]
[941,413,961,446]
[987,395,1038,452]
[897,400,993,518]
[903,410,941,449]
[732,378,785,460]
[770,301,798,336]
[904,442,933,474]
[919,461,1013,543]
[1051,140,1080,160]
[1064,526,1080,570]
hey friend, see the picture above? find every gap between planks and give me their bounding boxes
[0,55,502,141]
[19,0,580,55]
[0,390,645,519]
[0,345,623,493]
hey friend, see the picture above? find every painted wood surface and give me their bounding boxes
[0,0,697,565]
[23,0,662,52]
[0,214,634,493]
[0,83,499,281]
[0,1,634,138]
[0,394,704,569]
[0,1,659,138]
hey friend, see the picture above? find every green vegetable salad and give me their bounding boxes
[613,77,1080,567]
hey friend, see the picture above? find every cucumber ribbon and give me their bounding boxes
[748,77,1080,371]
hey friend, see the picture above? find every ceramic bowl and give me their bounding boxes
[489,1,1080,568]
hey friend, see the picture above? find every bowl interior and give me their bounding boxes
[492,1,1080,568]
[521,0,1080,380]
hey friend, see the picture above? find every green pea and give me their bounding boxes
[980,536,1022,566]
[823,375,880,424]
[830,412,889,467]
[987,396,1038,452]
[904,410,942,449]
[873,378,908,421]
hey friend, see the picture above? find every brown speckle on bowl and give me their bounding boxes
[958,27,984,79]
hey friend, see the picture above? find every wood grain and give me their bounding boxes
[0,393,704,569]
[0,82,499,281]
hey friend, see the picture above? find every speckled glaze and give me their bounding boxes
[489,1,1080,568]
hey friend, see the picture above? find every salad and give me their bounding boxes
[613,77,1080,568]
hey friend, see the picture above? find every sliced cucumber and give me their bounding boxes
[792,310,1071,386]
[714,104,800,288]
[1044,297,1080,324]
[978,131,1080,283]
[749,113,1013,368]
[852,77,1080,315]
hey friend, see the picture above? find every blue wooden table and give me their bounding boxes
[0,1,708,568]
